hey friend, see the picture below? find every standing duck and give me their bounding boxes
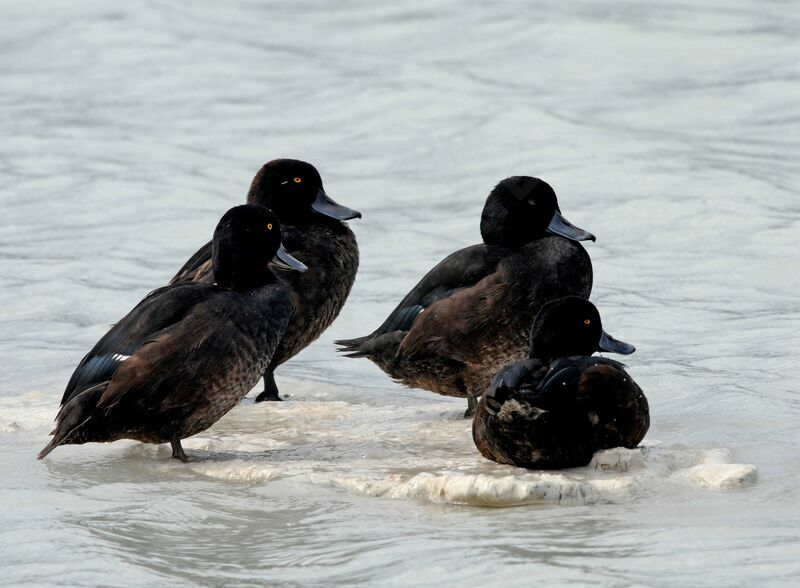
[170,159,361,402]
[337,177,594,416]
[39,205,307,461]
[473,296,647,469]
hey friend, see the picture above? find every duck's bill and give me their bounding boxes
[311,189,362,221]
[598,331,636,355]
[546,211,596,242]
[272,244,308,272]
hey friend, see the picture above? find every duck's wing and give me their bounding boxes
[60,283,219,407]
[397,262,515,362]
[93,298,239,413]
[41,286,238,459]
[169,240,214,285]
[337,244,505,350]
[482,359,549,414]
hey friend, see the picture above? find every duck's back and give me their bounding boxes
[397,237,592,393]
[474,356,648,469]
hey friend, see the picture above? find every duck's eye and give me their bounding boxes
[293,177,302,183]
[584,319,591,325]
[267,223,273,230]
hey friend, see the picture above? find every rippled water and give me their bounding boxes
[2,0,800,585]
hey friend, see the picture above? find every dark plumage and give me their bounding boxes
[170,159,361,402]
[473,296,648,470]
[337,177,594,415]
[39,205,306,461]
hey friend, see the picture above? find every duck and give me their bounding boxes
[472,296,648,470]
[170,159,361,402]
[38,205,307,462]
[336,176,595,416]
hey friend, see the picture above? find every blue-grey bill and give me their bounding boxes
[598,330,636,355]
[546,210,596,242]
[311,189,362,221]
[272,244,308,272]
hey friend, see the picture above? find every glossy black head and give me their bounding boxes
[528,296,635,360]
[212,204,307,291]
[480,177,595,249]
[246,159,361,225]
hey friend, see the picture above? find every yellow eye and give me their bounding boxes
[584,319,591,325]
[293,177,302,183]
[267,223,273,230]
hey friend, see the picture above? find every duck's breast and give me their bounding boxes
[168,285,292,437]
[272,222,359,365]
[504,236,593,314]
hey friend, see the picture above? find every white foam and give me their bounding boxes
[328,471,641,506]
[591,447,646,472]
[6,383,758,506]
[673,463,759,490]
[668,447,759,490]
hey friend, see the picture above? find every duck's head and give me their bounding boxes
[529,296,635,360]
[246,159,361,224]
[480,177,595,248]
[212,204,307,290]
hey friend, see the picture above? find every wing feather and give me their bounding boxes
[337,244,506,349]
[60,283,219,406]
[169,240,214,285]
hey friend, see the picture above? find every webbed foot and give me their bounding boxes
[254,370,282,402]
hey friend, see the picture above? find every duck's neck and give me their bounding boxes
[247,192,316,229]
[215,258,276,292]
[530,349,596,365]
[529,338,590,362]
[480,205,540,249]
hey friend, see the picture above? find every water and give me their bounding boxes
[2,0,800,585]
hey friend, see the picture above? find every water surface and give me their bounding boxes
[2,0,800,585]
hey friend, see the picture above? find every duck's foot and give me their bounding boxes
[255,390,282,402]
[254,369,282,402]
[170,437,189,462]
[464,395,477,419]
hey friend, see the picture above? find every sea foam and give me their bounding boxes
[6,386,758,507]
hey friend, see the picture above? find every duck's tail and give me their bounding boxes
[334,334,374,358]
[335,332,408,381]
[38,382,107,460]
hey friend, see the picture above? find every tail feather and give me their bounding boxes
[335,332,407,372]
[38,382,108,460]
[340,348,373,359]
[334,335,372,352]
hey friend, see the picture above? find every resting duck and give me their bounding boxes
[39,205,306,461]
[473,296,647,469]
[170,159,361,402]
[337,176,594,416]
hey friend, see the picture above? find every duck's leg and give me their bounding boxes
[464,394,477,419]
[255,369,282,402]
[170,436,189,462]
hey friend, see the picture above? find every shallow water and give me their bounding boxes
[2,0,800,585]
